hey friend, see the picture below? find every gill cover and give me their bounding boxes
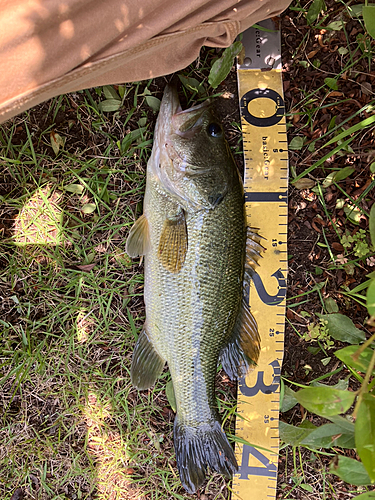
[158,85,237,211]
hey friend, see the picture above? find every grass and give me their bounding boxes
[0,68,239,498]
[0,85,171,499]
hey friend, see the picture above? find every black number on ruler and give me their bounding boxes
[248,268,286,305]
[240,89,285,127]
[239,444,277,479]
[239,359,281,396]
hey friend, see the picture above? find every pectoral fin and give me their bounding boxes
[126,214,150,257]
[158,210,188,273]
[220,298,260,380]
[131,327,165,390]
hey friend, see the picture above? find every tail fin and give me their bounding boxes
[173,416,238,494]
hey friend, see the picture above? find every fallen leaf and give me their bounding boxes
[10,489,24,500]
[332,242,344,252]
[75,263,96,272]
[307,49,320,58]
[50,130,65,155]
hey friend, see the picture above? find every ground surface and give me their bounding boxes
[1,1,375,499]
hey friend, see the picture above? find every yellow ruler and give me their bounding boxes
[233,20,288,500]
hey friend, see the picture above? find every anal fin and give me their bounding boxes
[220,298,260,380]
[131,327,165,390]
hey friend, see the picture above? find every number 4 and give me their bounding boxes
[239,445,277,479]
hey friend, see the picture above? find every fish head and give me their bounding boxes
[153,85,238,211]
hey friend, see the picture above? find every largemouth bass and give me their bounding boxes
[126,85,261,493]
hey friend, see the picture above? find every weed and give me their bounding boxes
[341,229,372,259]
[302,319,335,350]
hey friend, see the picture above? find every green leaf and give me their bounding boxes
[81,203,96,214]
[295,387,356,417]
[103,85,121,100]
[178,75,206,97]
[347,4,363,18]
[324,78,339,90]
[325,20,343,31]
[65,183,84,194]
[334,432,356,449]
[300,423,355,449]
[293,137,354,182]
[325,296,339,313]
[318,313,366,344]
[353,492,375,500]
[251,23,277,33]
[281,385,298,412]
[306,0,325,25]
[165,380,176,412]
[300,484,313,492]
[292,178,315,189]
[312,379,348,391]
[363,5,375,39]
[208,41,243,89]
[138,117,147,127]
[322,171,336,187]
[338,47,349,56]
[100,99,122,112]
[145,95,161,112]
[328,415,356,433]
[356,393,375,481]
[344,204,362,225]
[279,421,315,446]
[335,345,375,374]
[367,279,375,317]
[334,167,355,182]
[289,136,305,150]
[118,85,126,99]
[330,456,372,486]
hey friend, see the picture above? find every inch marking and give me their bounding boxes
[245,191,288,203]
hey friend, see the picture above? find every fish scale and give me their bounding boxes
[145,176,244,425]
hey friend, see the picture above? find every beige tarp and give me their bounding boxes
[0,0,291,123]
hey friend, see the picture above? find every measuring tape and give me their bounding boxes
[233,20,288,499]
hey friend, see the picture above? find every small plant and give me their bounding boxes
[281,311,375,490]
[341,229,372,259]
[302,318,335,350]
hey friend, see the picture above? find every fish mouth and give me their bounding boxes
[161,85,211,137]
[160,84,182,119]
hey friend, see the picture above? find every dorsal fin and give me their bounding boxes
[246,227,266,269]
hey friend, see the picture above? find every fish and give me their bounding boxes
[126,84,262,493]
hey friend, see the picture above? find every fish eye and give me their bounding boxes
[207,123,222,138]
